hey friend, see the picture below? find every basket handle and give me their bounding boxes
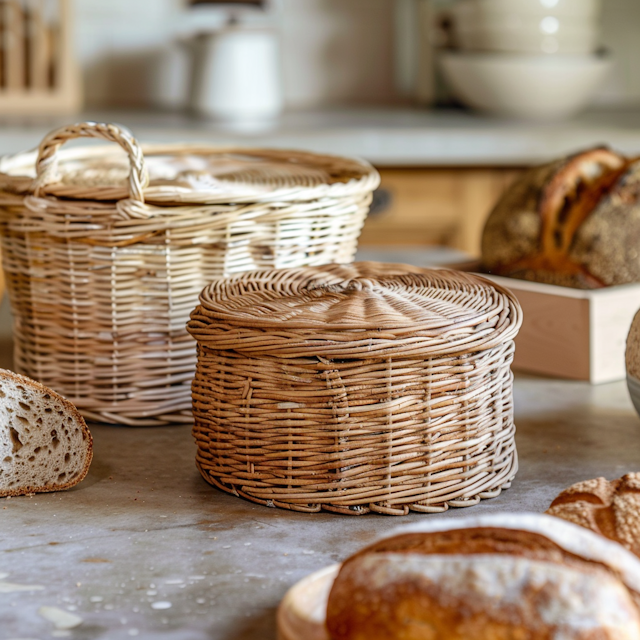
[33,122,150,202]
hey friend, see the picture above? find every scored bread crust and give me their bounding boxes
[326,513,640,640]
[481,147,640,289]
[0,368,93,497]
[547,473,640,558]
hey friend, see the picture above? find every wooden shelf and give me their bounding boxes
[358,167,524,255]
[0,0,81,116]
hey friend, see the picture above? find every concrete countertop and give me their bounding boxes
[1,247,639,639]
[0,106,640,166]
[1,373,637,640]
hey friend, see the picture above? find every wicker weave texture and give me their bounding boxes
[188,263,523,515]
[0,122,379,426]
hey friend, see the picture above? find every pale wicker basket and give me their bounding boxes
[0,122,379,426]
[188,262,523,515]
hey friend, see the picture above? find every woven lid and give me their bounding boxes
[188,262,522,358]
[0,122,379,205]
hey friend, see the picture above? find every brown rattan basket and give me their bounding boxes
[187,262,523,515]
[0,122,379,426]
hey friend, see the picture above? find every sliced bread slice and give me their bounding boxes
[0,369,92,497]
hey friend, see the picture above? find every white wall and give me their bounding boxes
[596,0,640,106]
[74,0,397,109]
[278,0,396,107]
[75,0,179,107]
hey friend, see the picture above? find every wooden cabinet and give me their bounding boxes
[359,167,524,256]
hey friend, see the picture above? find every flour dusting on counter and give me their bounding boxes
[38,606,83,629]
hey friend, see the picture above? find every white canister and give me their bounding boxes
[191,27,283,121]
[150,42,192,111]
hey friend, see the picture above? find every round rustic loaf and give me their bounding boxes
[547,473,640,557]
[482,146,640,289]
[627,312,640,417]
[325,513,640,640]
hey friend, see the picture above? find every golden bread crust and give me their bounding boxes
[482,147,640,289]
[547,473,640,558]
[326,517,640,640]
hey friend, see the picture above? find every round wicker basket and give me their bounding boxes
[188,262,523,515]
[0,122,379,426]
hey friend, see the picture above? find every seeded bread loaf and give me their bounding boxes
[547,473,640,557]
[325,513,640,640]
[482,147,640,289]
[0,369,92,497]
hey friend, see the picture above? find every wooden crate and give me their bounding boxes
[484,274,640,383]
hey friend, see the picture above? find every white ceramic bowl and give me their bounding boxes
[456,22,598,54]
[439,51,610,120]
[452,0,601,21]
[450,0,601,53]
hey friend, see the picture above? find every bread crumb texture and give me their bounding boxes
[0,369,92,497]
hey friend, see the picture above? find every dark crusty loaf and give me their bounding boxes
[547,473,640,557]
[0,368,92,497]
[326,513,640,640]
[627,313,640,379]
[482,146,640,289]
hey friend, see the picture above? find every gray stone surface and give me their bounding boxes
[0,370,638,640]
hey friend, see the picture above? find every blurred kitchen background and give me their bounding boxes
[0,0,639,257]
